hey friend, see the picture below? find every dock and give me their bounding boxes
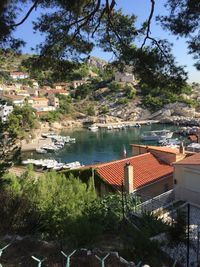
[95,120,159,128]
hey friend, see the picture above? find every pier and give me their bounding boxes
[95,119,159,128]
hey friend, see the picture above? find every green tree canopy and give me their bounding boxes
[7,105,39,138]
[1,0,199,95]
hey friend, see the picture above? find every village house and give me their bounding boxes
[173,152,200,205]
[46,89,69,97]
[115,71,135,83]
[77,152,174,198]
[48,96,60,108]
[130,144,186,165]
[10,71,29,80]
[1,94,25,106]
[52,82,69,90]
[71,80,87,89]
[74,145,189,199]
[28,96,59,112]
[29,97,50,112]
[0,83,22,93]
[0,104,13,122]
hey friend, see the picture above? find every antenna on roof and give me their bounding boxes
[123,145,127,158]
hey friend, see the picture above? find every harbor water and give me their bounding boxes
[21,123,180,165]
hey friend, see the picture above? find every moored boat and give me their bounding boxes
[88,125,99,131]
[141,130,173,141]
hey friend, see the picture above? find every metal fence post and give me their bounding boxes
[31,256,45,267]
[197,226,200,265]
[0,243,11,267]
[61,250,76,267]
[187,203,190,267]
[95,253,110,267]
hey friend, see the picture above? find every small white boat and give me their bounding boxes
[187,143,200,152]
[36,148,47,154]
[141,130,173,141]
[107,125,113,130]
[42,145,59,152]
[158,138,180,146]
[88,125,98,131]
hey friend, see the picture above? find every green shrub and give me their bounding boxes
[109,81,123,91]
[142,95,163,111]
[75,83,94,99]
[100,105,109,114]
[40,111,59,123]
[117,97,129,105]
[87,105,95,116]
[124,84,136,98]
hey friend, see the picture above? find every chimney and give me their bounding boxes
[179,142,185,154]
[124,162,134,194]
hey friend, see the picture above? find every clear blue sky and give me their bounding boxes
[14,0,199,83]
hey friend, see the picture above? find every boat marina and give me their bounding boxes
[87,120,158,131]
[23,133,76,154]
[22,158,83,170]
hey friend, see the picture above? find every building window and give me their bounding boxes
[164,183,169,192]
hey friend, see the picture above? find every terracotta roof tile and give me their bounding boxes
[31,97,48,101]
[88,153,173,191]
[130,144,180,154]
[47,89,68,94]
[174,153,200,165]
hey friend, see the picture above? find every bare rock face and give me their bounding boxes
[50,122,63,129]
[172,103,195,117]
[152,102,196,120]
[162,109,171,117]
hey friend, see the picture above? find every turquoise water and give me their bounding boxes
[22,124,179,165]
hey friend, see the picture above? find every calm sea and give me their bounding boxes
[22,124,180,165]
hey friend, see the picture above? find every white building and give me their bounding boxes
[174,152,200,205]
[0,104,13,122]
[1,94,25,106]
[114,71,135,83]
[71,80,87,89]
[10,72,29,80]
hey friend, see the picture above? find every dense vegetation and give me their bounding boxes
[0,167,175,265]
[6,105,39,139]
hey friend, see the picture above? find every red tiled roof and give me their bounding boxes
[89,153,173,191]
[3,94,24,100]
[174,153,200,165]
[130,144,179,154]
[10,72,28,75]
[47,89,68,94]
[31,97,48,101]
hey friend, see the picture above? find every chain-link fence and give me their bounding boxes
[127,191,200,267]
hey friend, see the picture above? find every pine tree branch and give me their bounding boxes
[10,0,40,28]
[141,0,155,49]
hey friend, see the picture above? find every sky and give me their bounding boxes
[14,0,200,83]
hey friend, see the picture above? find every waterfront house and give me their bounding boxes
[130,144,187,165]
[76,152,174,198]
[174,153,200,205]
[29,97,55,112]
[73,145,188,198]
[29,96,59,112]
